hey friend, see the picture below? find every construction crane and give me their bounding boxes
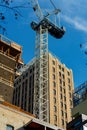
[29,0,65,122]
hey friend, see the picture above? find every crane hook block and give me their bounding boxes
[31,18,65,39]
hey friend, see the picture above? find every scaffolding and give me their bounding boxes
[34,26,49,122]
[73,81,87,107]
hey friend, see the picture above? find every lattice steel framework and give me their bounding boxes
[34,26,49,122]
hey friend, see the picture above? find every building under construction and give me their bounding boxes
[67,82,87,130]
[72,81,87,117]
[13,52,74,130]
[0,34,23,103]
[73,81,87,107]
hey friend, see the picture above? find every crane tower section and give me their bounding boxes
[34,26,49,122]
[30,0,65,122]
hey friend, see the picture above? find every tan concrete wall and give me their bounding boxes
[0,103,33,130]
[0,82,13,103]
[48,53,74,130]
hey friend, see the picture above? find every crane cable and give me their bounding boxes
[50,0,57,9]
[49,0,61,26]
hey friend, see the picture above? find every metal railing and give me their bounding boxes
[0,62,14,73]
[0,50,16,61]
[73,81,87,107]
[0,77,13,87]
[0,34,12,44]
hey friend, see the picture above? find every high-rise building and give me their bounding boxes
[13,53,74,130]
[48,53,74,130]
[0,35,23,103]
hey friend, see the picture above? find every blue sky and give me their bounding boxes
[0,0,87,87]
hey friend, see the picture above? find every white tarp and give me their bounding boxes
[83,126,87,130]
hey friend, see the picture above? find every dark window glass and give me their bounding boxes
[6,125,14,130]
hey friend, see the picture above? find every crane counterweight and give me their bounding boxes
[31,18,65,39]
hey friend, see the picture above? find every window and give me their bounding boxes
[67,71,70,76]
[16,81,18,85]
[19,79,21,83]
[60,86,62,92]
[61,110,64,117]
[30,68,32,73]
[53,89,56,95]
[68,78,70,83]
[53,67,55,72]
[54,97,56,104]
[59,79,62,84]
[6,125,14,130]
[63,81,65,86]
[52,60,55,65]
[62,67,64,72]
[61,102,63,108]
[64,104,67,109]
[68,85,71,90]
[62,119,64,125]
[23,75,25,79]
[60,94,63,99]
[65,112,67,118]
[14,83,16,87]
[64,96,66,101]
[59,72,61,77]
[62,74,65,79]
[53,81,56,87]
[53,74,55,80]
[63,88,66,94]
[54,115,57,121]
[26,72,28,77]
[69,92,72,98]
[59,65,61,69]
[54,106,57,112]
[70,100,72,106]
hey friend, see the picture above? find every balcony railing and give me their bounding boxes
[0,34,12,44]
[0,76,13,87]
[0,62,14,73]
[73,81,87,107]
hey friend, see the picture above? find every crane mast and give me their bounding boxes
[30,0,65,122]
[34,26,49,122]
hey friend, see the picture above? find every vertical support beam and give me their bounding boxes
[45,126,46,130]
[34,25,49,122]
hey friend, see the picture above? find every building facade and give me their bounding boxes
[48,53,74,129]
[13,53,74,130]
[0,99,63,130]
[0,35,23,103]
